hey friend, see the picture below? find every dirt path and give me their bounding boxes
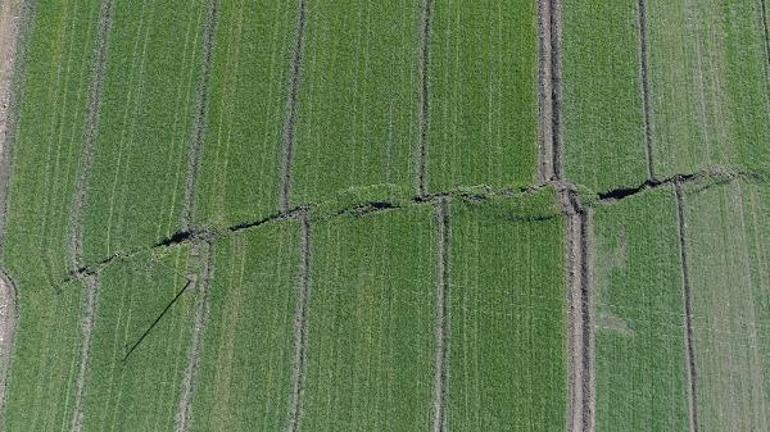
[0,0,24,419]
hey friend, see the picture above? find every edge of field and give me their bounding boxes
[0,0,26,419]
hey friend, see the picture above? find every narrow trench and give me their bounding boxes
[432,198,450,432]
[279,0,308,213]
[636,0,656,181]
[674,183,700,432]
[287,212,312,432]
[182,0,219,230]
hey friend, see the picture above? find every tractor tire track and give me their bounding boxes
[279,0,307,212]
[69,0,114,272]
[538,0,554,183]
[674,182,700,432]
[70,274,99,432]
[69,1,113,430]
[636,0,656,181]
[175,241,215,432]
[182,0,219,230]
[432,198,450,432]
[578,208,595,432]
[417,0,434,197]
[287,211,311,432]
[0,270,18,422]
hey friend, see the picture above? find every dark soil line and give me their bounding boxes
[674,183,700,432]
[636,0,656,181]
[70,274,99,432]
[181,0,219,231]
[175,242,214,432]
[538,0,554,183]
[0,0,35,261]
[279,0,307,213]
[432,198,450,432]
[416,0,434,197]
[69,0,114,272]
[549,0,564,180]
[578,209,595,432]
[287,212,311,432]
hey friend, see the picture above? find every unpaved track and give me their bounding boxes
[287,212,311,432]
[636,0,656,181]
[416,0,434,196]
[538,0,554,183]
[0,0,24,420]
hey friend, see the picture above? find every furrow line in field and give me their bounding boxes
[416,0,434,196]
[287,212,311,432]
[538,0,554,182]
[636,0,656,181]
[761,0,770,77]
[432,198,450,432]
[279,0,307,212]
[70,274,99,432]
[549,0,563,180]
[578,208,594,432]
[69,0,114,271]
[674,182,700,432]
[182,0,219,230]
[175,241,214,432]
[0,0,33,257]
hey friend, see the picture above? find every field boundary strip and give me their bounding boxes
[181,0,220,230]
[636,0,656,181]
[66,1,114,430]
[416,0,434,197]
[538,0,554,182]
[548,0,563,180]
[69,0,114,272]
[174,241,214,432]
[431,198,450,432]
[287,211,311,432]
[0,0,33,257]
[0,0,33,423]
[674,182,700,432]
[279,0,307,212]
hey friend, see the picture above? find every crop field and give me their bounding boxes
[0,0,769,431]
[592,189,689,431]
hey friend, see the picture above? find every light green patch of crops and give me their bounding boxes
[80,247,197,431]
[190,222,300,431]
[3,279,83,432]
[648,0,770,178]
[592,189,689,431]
[2,2,100,430]
[82,0,207,264]
[428,0,539,191]
[561,0,647,192]
[684,179,770,430]
[301,206,436,430]
[194,1,297,229]
[447,193,565,431]
[291,0,420,205]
